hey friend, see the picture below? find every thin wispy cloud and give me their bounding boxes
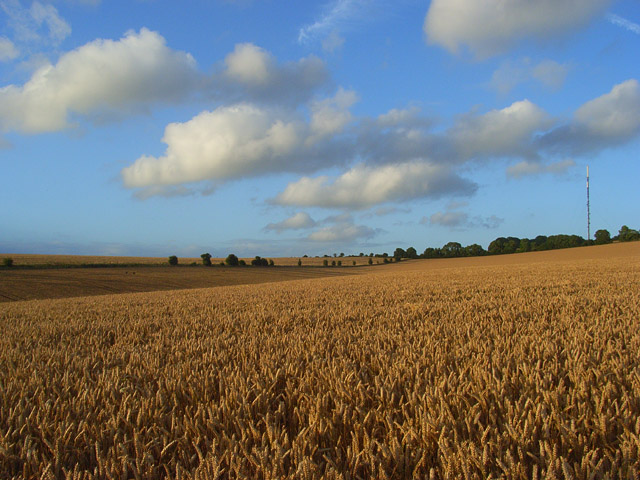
[607,13,640,35]
[298,0,377,44]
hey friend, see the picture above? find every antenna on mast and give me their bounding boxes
[586,165,590,241]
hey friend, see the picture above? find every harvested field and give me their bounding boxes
[0,254,372,268]
[1,243,639,479]
[0,266,361,302]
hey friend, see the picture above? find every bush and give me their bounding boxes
[168,255,178,266]
[331,260,336,266]
[368,258,373,265]
[594,229,611,245]
[201,253,212,266]
[225,254,239,266]
[298,258,302,267]
[3,257,13,267]
[251,256,268,266]
[239,260,246,266]
[352,260,356,266]
[337,260,342,266]
[269,259,274,266]
[323,259,329,267]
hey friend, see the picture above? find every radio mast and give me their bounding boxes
[587,165,590,241]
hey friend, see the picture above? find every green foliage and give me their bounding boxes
[393,248,406,261]
[200,253,212,266]
[323,259,329,267]
[465,244,486,257]
[168,255,178,266]
[239,260,246,266]
[251,256,269,266]
[594,229,611,245]
[617,225,640,242]
[331,260,336,266]
[225,254,239,266]
[3,257,14,267]
[368,257,373,265]
[269,259,275,266]
[406,247,418,259]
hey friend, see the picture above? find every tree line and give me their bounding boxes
[394,225,639,260]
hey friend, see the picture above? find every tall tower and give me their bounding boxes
[587,165,590,241]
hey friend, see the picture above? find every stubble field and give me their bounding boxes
[0,243,639,479]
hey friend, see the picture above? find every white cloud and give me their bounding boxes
[218,43,329,105]
[298,0,364,43]
[0,29,199,134]
[0,0,70,47]
[265,212,316,232]
[450,100,553,160]
[224,43,273,86]
[607,13,640,35]
[490,58,569,94]
[122,104,305,189]
[0,37,19,61]
[307,223,376,242]
[574,79,640,139]
[507,158,575,178]
[424,0,613,57]
[309,87,358,138]
[273,161,476,209]
[538,79,640,153]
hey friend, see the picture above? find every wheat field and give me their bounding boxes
[1,244,639,479]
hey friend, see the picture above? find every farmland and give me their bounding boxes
[1,242,639,479]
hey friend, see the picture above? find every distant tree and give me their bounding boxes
[323,259,329,267]
[337,260,342,266]
[303,254,308,258]
[393,248,406,261]
[339,252,344,257]
[331,260,336,266]
[251,256,269,266]
[269,259,275,266]
[532,235,548,251]
[442,242,463,258]
[359,252,364,257]
[333,253,337,257]
[594,229,611,245]
[225,254,239,266]
[515,239,531,254]
[298,258,302,267]
[200,253,212,266]
[352,260,356,266]
[617,225,640,242]
[383,258,389,264]
[406,247,418,259]
[465,244,486,257]
[382,252,388,258]
[369,253,374,257]
[422,247,440,259]
[3,257,13,267]
[238,259,246,266]
[168,255,178,266]
[368,257,373,265]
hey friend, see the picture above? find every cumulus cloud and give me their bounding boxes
[0,29,199,134]
[450,100,553,161]
[217,43,329,105]
[121,99,358,195]
[490,58,569,94]
[507,158,575,178]
[0,37,19,61]
[265,212,317,233]
[273,161,477,209]
[424,0,613,57]
[310,87,358,138]
[0,0,71,47]
[122,104,304,189]
[305,213,378,242]
[538,79,640,154]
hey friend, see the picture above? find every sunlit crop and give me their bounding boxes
[1,247,639,479]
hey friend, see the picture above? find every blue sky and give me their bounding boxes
[1,0,638,257]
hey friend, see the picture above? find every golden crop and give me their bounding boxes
[1,247,639,479]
